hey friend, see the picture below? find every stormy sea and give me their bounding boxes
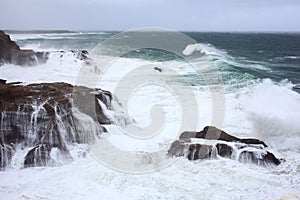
[0,30,300,200]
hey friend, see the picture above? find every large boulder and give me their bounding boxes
[0,80,113,169]
[168,126,282,167]
[0,30,49,66]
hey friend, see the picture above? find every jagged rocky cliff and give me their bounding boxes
[0,30,49,66]
[0,79,113,169]
[168,126,282,166]
[0,30,93,67]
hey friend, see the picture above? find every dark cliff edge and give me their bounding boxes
[0,30,94,67]
[0,30,49,66]
[0,79,113,169]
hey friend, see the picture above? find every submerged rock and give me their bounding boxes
[0,80,113,169]
[168,126,282,167]
[0,30,49,66]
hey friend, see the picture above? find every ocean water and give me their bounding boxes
[0,31,300,200]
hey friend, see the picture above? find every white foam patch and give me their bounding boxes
[0,51,103,87]
[0,154,299,200]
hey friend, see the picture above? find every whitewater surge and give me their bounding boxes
[1,153,299,200]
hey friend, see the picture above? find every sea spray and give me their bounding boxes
[240,79,300,150]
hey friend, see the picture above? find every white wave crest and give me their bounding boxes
[182,43,228,57]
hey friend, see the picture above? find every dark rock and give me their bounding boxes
[181,126,267,147]
[0,30,48,66]
[187,144,213,160]
[216,143,233,158]
[238,150,281,166]
[0,79,6,84]
[76,50,89,60]
[95,89,112,109]
[24,144,52,167]
[73,87,112,124]
[0,144,14,170]
[154,67,162,72]
[0,80,114,169]
[169,126,282,166]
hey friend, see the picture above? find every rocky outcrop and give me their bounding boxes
[168,126,282,167]
[179,126,268,147]
[0,79,113,169]
[74,50,89,61]
[0,30,49,66]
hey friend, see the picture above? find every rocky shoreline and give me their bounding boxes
[0,30,91,66]
[0,78,282,169]
[0,30,49,66]
[0,31,283,170]
[0,79,113,169]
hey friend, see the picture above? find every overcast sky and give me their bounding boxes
[1,0,300,31]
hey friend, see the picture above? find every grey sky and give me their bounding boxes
[1,0,300,31]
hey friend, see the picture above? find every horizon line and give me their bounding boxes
[3,29,300,34]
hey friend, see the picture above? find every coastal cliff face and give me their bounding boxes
[0,30,48,66]
[168,126,282,166]
[0,80,112,169]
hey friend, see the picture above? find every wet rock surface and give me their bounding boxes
[168,126,282,167]
[0,80,113,169]
[0,30,49,66]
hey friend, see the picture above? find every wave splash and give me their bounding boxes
[240,79,300,150]
[183,43,228,58]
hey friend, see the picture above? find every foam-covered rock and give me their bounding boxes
[168,126,282,167]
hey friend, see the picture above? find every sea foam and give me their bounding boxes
[240,79,300,150]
